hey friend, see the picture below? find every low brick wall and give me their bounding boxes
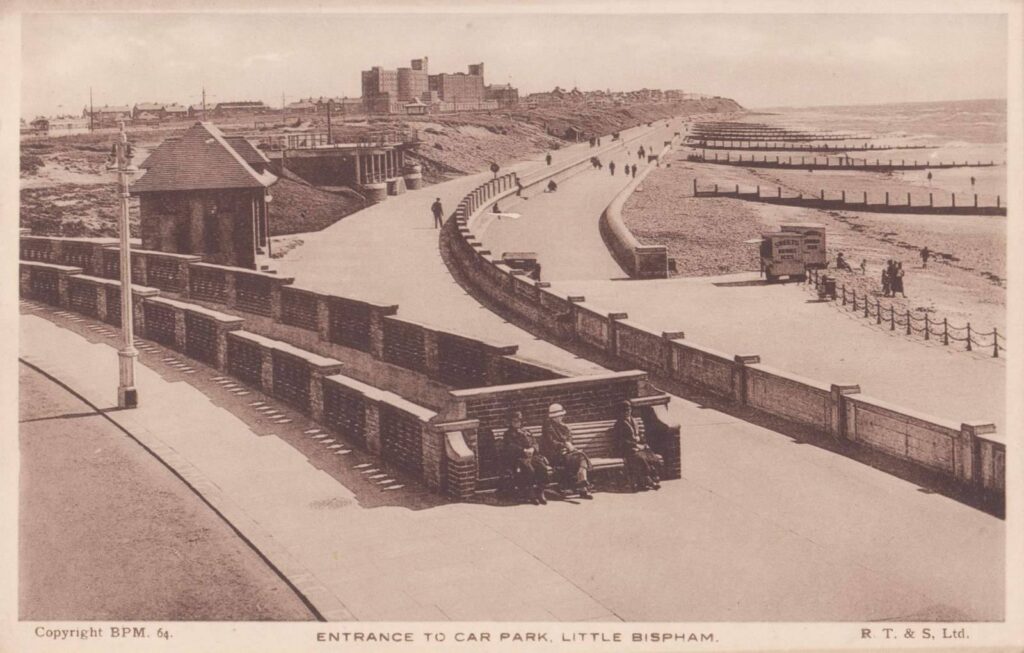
[20,236,119,275]
[140,296,244,370]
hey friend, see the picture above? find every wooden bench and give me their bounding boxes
[494,419,641,475]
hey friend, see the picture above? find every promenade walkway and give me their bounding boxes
[472,147,1006,433]
[19,306,1004,621]
[273,121,674,374]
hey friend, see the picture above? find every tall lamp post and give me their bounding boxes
[112,121,139,408]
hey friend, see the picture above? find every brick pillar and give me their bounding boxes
[661,331,685,378]
[423,329,440,380]
[364,400,381,455]
[732,355,760,405]
[95,285,108,322]
[566,295,585,342]
[421,423,446,492]
[259,347,274,394]
[441,425,478,501]
[484,352,504,386]
[56,271,73,308]
[608,312,628,357]
[173,307,187,352]
[90,247,105,277]
[959,421,996,486]
[224,271,237,308]
[178,260,192,298]
[214,326,230,371]
[316,296,330,342]
[19,267,30,297]
[369,310,385,360]
[309,371,327,422]
[50,240,64,265]
[134,253,148,286]
[829,384,861,439]
[270,283,283,323]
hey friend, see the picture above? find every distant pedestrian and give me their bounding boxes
[490,161,500,179]
[431,197,444,229]
[609,161,616,176]
[835,252,852,272]
[547,179,558,192]
[926,171,933,184]
[970,176,976,187]
[597,137,601,146]
[546,153,552,166]
[516,179,523,197]
[893,262,906,297]
[859,259,867,275]
[920,246,930,268]
[631,164,637,178]
[882,260,892,296]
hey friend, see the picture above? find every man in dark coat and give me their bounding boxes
[503,411,551,504]
[431,198,444,229]
[540,403,593,499]
[611,402,663,491]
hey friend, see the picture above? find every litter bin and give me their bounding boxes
[819,275,837,300]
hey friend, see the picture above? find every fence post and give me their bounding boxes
[875,299,881,324]
[890,305,895,331]
[952,194,956,208]
[943,318,949,345]
[966,323,972,351]
[778,186,782,198]
[907,192,911,206]
[974,194,978,208]
[863,191,868,204]
[930,193,933,207]
[820,189,824,200]
[842,286,847,305]
[924,314,930,340]
[993,327,999,358]
[842,190,846,203]
[851,289,856,310]
[906,310,911,335]
[997,195,1001,208]
[693,178,697,195]
[885,192,889,205]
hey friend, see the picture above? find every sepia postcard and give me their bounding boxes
[1,1,1021,651]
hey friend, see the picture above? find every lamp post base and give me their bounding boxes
[118,386,138,409]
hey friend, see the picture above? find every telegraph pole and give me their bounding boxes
[326,99,333,143]
[113,121,138,408]
[89,87,94,132]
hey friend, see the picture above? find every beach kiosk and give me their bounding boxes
[759,232,807,282]
[780,222,827,269]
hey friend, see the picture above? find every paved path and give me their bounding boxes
[20,278,1004,621]
[274,121,674,374]
[471,142,1006,433]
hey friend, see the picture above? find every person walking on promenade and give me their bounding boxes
[503,411,551,505]
[545,152,553,166]
[541,404,593,499]
[638,146,645,160]
[516,179,523,197]
[882,260,892,297]
[612,402,663,491]
[920,246,931,268]
[893,261,906,297]
[970,175,976,188]
[609,161,616,176]
[631,164,637,178]
[431,197,444,229]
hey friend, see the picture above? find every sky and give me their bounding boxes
[20,11,1009,118]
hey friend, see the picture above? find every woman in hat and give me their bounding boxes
[503,411,551,505]
[612,401,663,491]
[540,403,594,499]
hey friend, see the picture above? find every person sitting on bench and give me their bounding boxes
[612,401,663,491]
[540,403,594,499]
[503,410,551,505]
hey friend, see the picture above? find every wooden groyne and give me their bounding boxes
[691,180,1006,216]
[686,140,934,152]
[687,152,1001,172]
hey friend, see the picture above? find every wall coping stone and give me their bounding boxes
[450,369,646,398]
[20,261,83,274]
[744,362,832,393]
[189,260,292,281]
[27,236,120,245]
[324,372,436,421]
[147,295,245,323]
[109,247,202,262]
[845,392,963,433]
[71,274,161,297]
[231,330,343,369]
[661,330,686,340]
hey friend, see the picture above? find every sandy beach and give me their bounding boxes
[625,99,1007,334]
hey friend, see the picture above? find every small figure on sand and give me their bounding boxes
[631,164,637,179]
[926,171,933,184]
[609,161,616,176]
[893,261,906,297]
[547,179,558,192]
[835,252,853,272]
[545,153,552,166]
[882,260,892,297]
[859,259,867,275]
[920,246,931,268]
[970,176,976,188]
